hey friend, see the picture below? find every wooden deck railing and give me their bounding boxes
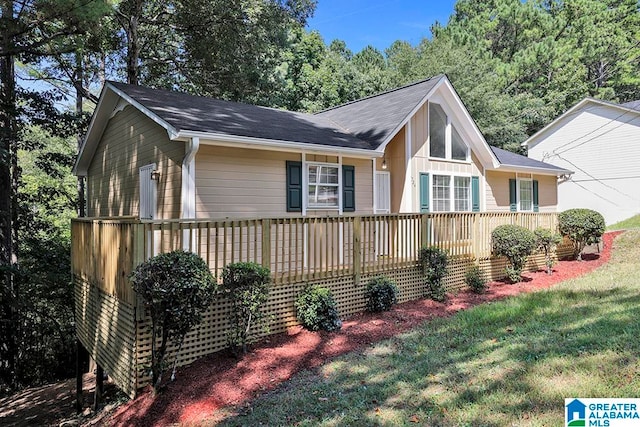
[71,212,560,303]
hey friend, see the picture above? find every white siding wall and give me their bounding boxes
[528,105,640,224]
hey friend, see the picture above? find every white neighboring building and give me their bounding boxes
[524,98,640,225]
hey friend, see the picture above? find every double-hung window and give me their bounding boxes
[428,103,470,162]
[509,178,539,212]
[308,163,339,209]
[287,161,355,212]
[432,174,472,212]
[454,176,471,211]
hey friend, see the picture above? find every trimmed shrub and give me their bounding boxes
[534,227,562,274]
[558,208,605,260]
[465,265,487,294]
[418,246,449,302]
[491,224,536,283]
[130,250,217,392]
[221,262,271,356]
[295,285,342,332]
[365,276,399,312]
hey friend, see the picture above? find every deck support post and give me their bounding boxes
[94,364,104,411]
[75,339,85,412]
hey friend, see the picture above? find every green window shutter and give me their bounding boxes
[342,165,355,212]
[471,176,480,212]
[420,173,430,212]
[286,161,302,212]
[509,179,517,212]
[533,180,539,212]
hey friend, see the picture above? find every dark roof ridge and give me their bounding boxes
[315,74,445,115]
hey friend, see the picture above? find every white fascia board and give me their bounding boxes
[522,97,640,149]
[106,82,179,139]
[73,86,111,176]
[176,130,381,159]
[375,76,444,154]
[492,164,574,176]
[73,83,179,176]
[522,98,594,149]
[439,78,500,168]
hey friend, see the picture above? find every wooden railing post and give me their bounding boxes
[472,213,479,262]
[132,222,146,321]
[421,214,428,249]
[262,219,271,270]
[353,217,361,285]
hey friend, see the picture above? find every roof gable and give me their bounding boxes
[524,97,640,150]
[315,76,443,149]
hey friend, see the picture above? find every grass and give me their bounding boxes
[608,214,640,230]
[216,231,640,427]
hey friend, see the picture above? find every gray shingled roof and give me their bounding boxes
[491,146,569,172]
[315,76,443,149]
[108,81,374,150]
[621,99,640,111]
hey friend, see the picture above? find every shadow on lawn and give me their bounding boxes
[216,284,640,426]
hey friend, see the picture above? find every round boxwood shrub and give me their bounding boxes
[465,265,487,294]
[491,224,536,283]
[365,276,399,312]
[295,285,342,332]
[558,208,605,260]
[130,250,217,392]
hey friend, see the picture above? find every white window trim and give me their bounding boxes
[430,172,473,213]
[517,177,534,212]
[306,161,341,211]
[427,102,471,163]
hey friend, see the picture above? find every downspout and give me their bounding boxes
[181,137,199,251]
[181,136,200,219]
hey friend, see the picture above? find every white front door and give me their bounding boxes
[375,171,391,214]
[375,172,391,256]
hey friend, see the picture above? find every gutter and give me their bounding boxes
[492,164,574,176]
[175,130,381,159]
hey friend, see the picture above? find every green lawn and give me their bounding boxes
[608,214,640,230]
[217,231,640,427]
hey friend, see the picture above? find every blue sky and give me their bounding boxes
[306,0,458,53]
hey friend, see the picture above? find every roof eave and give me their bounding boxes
[73,82,179,177]
[177,130,382,158]
[492,164,574,176]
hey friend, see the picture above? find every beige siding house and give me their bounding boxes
[75,75,570,221]
[525,98,640,224]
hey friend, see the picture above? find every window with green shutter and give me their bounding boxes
[286,161,302,212]
[471,176,480,212]
[342,165,355,212]
[420,173,430,212]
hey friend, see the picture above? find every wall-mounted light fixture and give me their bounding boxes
[150,169,161,181]
[381,157,388,170]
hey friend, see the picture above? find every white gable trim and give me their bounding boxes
[74,83,179,176]
[523,97,640,150]
[375,76,499,169]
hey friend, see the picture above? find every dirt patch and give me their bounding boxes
[104,231,621,427]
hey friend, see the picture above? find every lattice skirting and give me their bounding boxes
[133,247,572,393]
[74,278,138,398]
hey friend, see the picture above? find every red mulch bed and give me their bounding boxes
[107,231,623,427]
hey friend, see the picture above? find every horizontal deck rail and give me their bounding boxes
[71,212,560,301]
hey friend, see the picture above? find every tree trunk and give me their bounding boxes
[126,0,143,85]
[0,0,18,388]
